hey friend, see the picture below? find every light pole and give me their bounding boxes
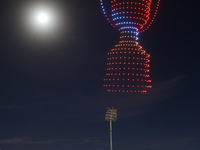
[105,107,117,150]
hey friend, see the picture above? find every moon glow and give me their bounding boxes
[37,12,49,25]
[18,1,69,42]
[22,1,66,37]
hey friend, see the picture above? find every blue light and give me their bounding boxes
[101,0,140,41]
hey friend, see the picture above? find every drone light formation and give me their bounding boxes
[101,0,160,93]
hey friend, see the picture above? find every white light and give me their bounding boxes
[37,12,49,24]
[16,1,70,43]
[22,1,67,36]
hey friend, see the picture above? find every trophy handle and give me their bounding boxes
[100,0,115,28]
[140,0,161,33]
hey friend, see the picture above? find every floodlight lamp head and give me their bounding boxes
[105,108,117,122]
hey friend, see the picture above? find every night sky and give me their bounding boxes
[0,0,200,150]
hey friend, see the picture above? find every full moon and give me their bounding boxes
[37,12,49,24]
[23,1,64,33]
[20,1,68,41]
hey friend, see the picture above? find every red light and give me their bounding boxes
[101,0,156,93]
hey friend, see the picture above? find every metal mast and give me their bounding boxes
[105,107,117,150]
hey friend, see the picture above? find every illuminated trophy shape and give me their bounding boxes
[100,0,160,93]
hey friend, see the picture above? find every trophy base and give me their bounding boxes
[103,40,152,93]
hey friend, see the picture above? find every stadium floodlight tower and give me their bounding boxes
[105,107,117,150]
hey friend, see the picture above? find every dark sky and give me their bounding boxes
[0,0,200,150]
